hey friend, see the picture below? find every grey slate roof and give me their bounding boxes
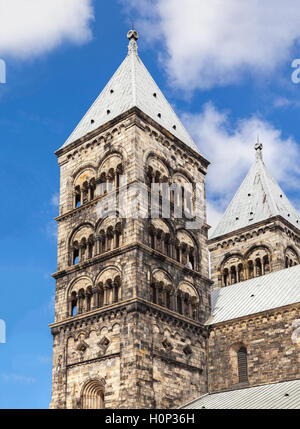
[208,264,300,324]
[210,149,300,239]
[61,33,199,153]
[181,379,300,409]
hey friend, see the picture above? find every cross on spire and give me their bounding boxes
[127,27,139,55]
[254,136,263,160]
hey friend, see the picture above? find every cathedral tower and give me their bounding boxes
[209,142,300,289]
[50,30,211,409]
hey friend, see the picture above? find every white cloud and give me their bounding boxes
[0,0,94,59]
[182,103,300,229]
[51,193,59,208]
[127,0,300,89]
[207,201,223,234]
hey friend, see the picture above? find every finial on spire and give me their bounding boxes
[254,136,263,159]
[127,27,139,55]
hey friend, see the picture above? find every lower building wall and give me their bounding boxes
[208,305,300,393]
[50,303,208,409]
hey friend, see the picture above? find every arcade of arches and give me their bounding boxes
[70,222,123,266]
[67,271,200,322]
[221,247,271,287]
[73,155,124,209]
[149,221,198,271]
[221,246,299,287]
[150,271,199,321]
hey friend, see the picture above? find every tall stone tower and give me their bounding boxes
[50,30,211,409]
[209,142,300,289]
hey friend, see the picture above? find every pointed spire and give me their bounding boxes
[210,142,300,239]
[61,28,200,153]
[255,136,263,160]
[127,28,139,55]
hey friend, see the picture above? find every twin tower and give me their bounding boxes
[49,30,300,409]
[49,30,211,409]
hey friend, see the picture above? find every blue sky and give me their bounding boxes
[1,0,300,408]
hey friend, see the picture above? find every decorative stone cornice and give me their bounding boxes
[208,215,300,249]
[49,297,208,337]
[55,107,209,173]
[52,241,212,285]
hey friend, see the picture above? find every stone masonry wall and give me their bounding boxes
[208,304,300,393]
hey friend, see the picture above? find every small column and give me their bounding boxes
[154,282,159,304]
[163,286,167,307]
[113,283,118,303]
[92,288,99,309]
[177,291,183,314]
[188,297,193,319]
[186,245,190,267]
[67,298,73,318]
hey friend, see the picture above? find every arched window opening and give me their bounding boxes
[223,268,229,286]
[78,289,85,314]
[71,292,77,317]
[285,248,299,268]
[150,232,155,249]
[181,245,187,265]
[156,229,163,252]
[86,287,92,312]
[177,293,183,315]
[82,380,105,409]
[99,230,106,254]
[157,282,164,307]
[113,276,121,303]
[151,283,157,304]
[90,178,96,200]
[73,247,79,265]
[165,234,170,257]
[184,189,192,215]
[255,258,262,277]
[238,264,244,282]
[183,294,189,316]
[88,240,93,259]
[154,171,161,184]
[75,186,81,208]
[263,255,270,274]
[238,346,248,383]
[189,249,195,270]
[248,260,254,279]
[116,164,123,189]
[106,227,113,251]
[115,223,122,248]
[230,266,237,284]
[98,283,104,308]
[99,173,107,195]
[82,182,89,205]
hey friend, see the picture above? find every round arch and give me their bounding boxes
[80,378,105,409]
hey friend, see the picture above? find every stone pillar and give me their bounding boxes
[163,286,168,307]
[188,297,193,319]
[92,287,99,309]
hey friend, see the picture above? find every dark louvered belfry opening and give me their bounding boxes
[238,346,248,383]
